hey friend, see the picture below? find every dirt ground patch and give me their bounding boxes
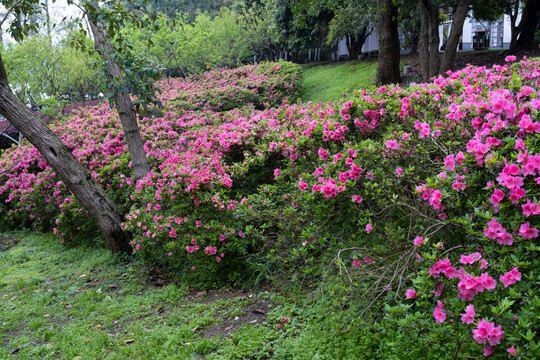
[0,234,18,252]
[187,289,275,338]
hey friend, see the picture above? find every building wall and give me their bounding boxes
[335,9,520,58]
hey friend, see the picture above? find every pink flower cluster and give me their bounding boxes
[472,319,504,346]
[457,272,496,300]
[499,267,522,288]
[429,259,457,279]
[484,219,514,245]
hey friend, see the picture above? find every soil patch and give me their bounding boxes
[187,289,274,338]
[0,234,18,252]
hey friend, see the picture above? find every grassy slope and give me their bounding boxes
[300,60,377,103]
[0,233,369,360]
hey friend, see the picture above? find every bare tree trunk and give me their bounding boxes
[507,0,521,49]
[0,54,132,254]
[508,0,540,53]
[427,2,440,76]
[419,3,430,82]
[440,0,471,73]
[346,27,369,59]
[376,0,402,85]
[87,15,150,181]
[419,0,441,81]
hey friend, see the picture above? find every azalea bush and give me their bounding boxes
[1,58,539,358]
[163,60,302,112]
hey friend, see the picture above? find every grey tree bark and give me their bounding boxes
[0,53,133,254]
[87,13,151,181]
[440,0,472,73]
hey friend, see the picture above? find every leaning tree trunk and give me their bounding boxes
[508,0,540,53]
[440,0,472,73]
[0,54,132,254]
[87,16,150,181]
[376,0,402,85]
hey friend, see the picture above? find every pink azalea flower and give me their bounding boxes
[313,167,324,176]
[499,267,522,288]
[452,181,466,191]
[366,223,373,234]
[432,283,444,297]
[522,199,540,217]
[455,151,466,162]
[298,181,308,191]
[460,252,482,265]
[460,304,476,324]
[204,246,217,255]
[433,301,446,323]
[405,289,417,298]
[473,319,504,346]
[507,346,517,355]
[490,189,505,207]
[444,154,455,171]
[519,222,538,239]
[413,236,425,245]
[385,139,399,149]
[430,259,458,279]
[318,148,328,160]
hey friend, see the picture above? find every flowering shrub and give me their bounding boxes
[1,57,539,357]
[162,60,302,112]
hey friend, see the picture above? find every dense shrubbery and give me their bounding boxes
[1,58,539,358]
[162,60,302,112]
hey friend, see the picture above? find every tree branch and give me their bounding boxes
[0,0,25,29]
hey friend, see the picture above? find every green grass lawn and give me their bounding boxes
[0,233,371,360]
[300,60,378,104]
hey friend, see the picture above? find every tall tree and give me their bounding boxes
[399,1,421,55]
[0,0,161,253]
[376,0,401,84]
[508,0,540,53]
[0,52,132,253]
[327,2,373,59]
[85,1,151,181]
[418,0,512,78]
[440,0,472,73]
[418,0,440,81]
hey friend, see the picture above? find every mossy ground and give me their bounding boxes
[1,233,369,360]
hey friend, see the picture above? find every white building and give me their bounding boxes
[442,11,520,50]
[334,10,519,59]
